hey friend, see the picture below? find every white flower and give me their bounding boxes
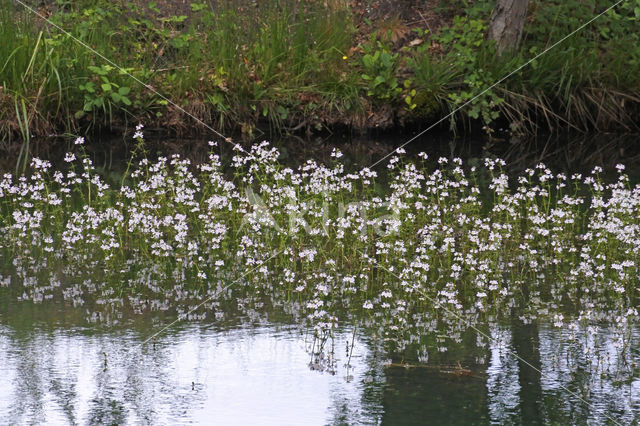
[74,137,85,145]
[64,152,76,162]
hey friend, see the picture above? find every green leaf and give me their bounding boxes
[101,83,112,92]
[118,86,131,96]
[121,96,132,106]
[276,105,288,119]
[169,36,189,49]
[88,65,108,76]
[191,2,208,12]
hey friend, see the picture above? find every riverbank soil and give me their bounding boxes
[1,0,639,156]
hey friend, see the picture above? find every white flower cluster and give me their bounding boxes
[0,137,638,356]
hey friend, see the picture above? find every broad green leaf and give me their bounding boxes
[88,65,108,76]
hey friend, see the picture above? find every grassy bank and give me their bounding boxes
[1,0,639,152]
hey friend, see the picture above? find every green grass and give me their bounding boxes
[1,0,639,147]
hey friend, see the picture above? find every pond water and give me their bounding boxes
[2,131,640,424]
[1,294,638,425]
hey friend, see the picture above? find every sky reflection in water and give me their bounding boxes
[0,312,638,425]
[0,323,383,425]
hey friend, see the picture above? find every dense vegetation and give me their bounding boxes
[1,0,639,153]
[1,133,638,354]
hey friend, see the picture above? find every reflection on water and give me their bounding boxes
[484,322,640,425]
[3,130,640,424]
[381,321,639,425]
[0,322,384,425]
[0,299,638,424]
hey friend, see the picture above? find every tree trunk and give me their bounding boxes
[488,0,530,56]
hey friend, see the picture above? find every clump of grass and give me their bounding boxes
[1,129,638,357]
[183,0,358,133]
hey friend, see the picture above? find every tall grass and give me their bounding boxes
[1,0,639,143]
[182,0,357,132]
[0,0,359,141]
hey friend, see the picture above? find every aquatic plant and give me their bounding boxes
[0,131,638,357]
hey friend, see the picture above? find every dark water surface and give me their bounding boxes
[0,293,638,425]
[11,130,640,179]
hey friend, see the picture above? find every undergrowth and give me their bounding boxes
[1,0,639,151]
